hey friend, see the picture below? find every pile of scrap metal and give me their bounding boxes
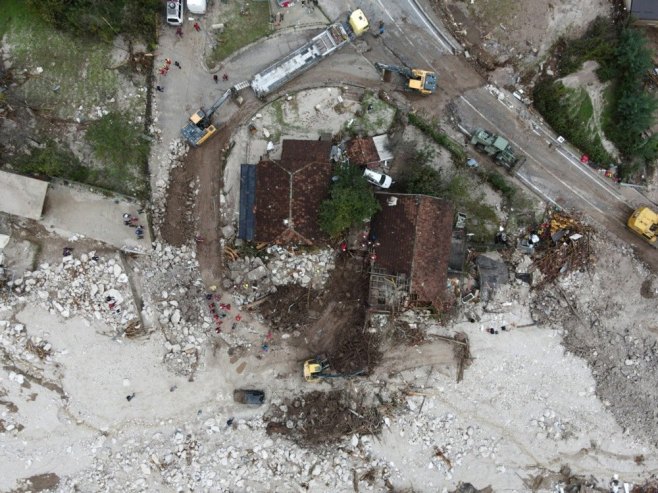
[529,210,593,287]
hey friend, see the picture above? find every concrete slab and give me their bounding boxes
[0,171,49,220]
[40,181,151,253]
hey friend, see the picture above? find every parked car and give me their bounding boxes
[233,389,265,406]
[166,0,184,26]
[363,168,393,189]
[187,0,207,14]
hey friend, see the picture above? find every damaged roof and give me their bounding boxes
[346,137,380,167]
[254,140,333,245]
[371,193,454,309]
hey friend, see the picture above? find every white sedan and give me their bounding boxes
[363,168,393,189]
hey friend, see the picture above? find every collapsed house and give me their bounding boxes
[368,193,454,312]
[345,135,393,169]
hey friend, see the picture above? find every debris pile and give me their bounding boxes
[138,242,209,376]
[531,211,593,287]
[225,246,335,305]
[3,252,137,332]
[265,390,384,445]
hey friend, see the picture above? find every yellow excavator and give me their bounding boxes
[627,206,658,247]
[181,87,234,147]
[374,62,437,95]
[303,356,365,383]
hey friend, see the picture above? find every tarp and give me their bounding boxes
[239,164,256,241]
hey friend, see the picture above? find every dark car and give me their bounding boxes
[233,389,265,406]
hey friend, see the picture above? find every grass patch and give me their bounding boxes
[85,112,150,196]
[207,1,272,66]
[11,140,91,182]
[533,80,614,165]
[0,0,35,38]
[346,93,396,136]
[408,113,467,166]
[556,17,617,78]
[5,5,123,120]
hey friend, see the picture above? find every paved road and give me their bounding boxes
[455,87,658,270]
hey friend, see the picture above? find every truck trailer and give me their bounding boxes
[250,9,369,98]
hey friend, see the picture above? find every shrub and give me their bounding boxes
[12,140,90,181]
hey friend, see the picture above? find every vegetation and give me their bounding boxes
[26,0,160,41]
[399,148,499,243]
[12,140,91,182]
[536,18,658,179]
[603,27,658,176]
[85,112,150,196]
[556,17,617,79]
[407,113,467,166]
[319,165,380,238]
[207,1,272,66]
[533,80,614,165]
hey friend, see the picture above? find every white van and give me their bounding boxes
[166,0,184,26]
[187,0,207,14]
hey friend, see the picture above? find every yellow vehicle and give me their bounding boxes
[303,356,365,383]
[627,206,658,246]
[375,62,438,95]
[181,88,233,147]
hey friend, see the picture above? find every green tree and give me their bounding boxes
[319,165,380,238]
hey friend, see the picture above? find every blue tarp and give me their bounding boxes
[239,164,256,240]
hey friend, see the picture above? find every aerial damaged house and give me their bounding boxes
[240,140,333,245]
[345,135,393,168]
[369,193,454,311]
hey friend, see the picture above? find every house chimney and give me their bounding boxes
[387,197,398,206]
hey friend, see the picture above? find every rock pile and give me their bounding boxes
[57,415,396,492]
[137,243,209,376]
[151,139,188,234]
[226,246,336,305]
[3,252,137,332]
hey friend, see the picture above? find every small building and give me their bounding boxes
[626,0,658,25]
[345,134,393,168]
[369,193,454,311]
[247,140,333,245]
[0,170,49,220]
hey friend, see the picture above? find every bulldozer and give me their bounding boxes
[470,128,525,170]
[303,356,365,383]
[374,62,437,95]
[181,88,234,147]
[627,206,658,247]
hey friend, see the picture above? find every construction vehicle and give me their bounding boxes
[374,62,437,95]
[250,10,369,98]
[470,128,526,170]
[181,88,233,146]
[627,206,658,247]
[303,356,365,383]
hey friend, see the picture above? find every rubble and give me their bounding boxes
[226,245,336,305]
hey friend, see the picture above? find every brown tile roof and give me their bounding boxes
[254,140,332,245]
[280,140,333,173]
[346,138,380,168]
[371,193,454,309]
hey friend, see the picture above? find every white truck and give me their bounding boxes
[250,10,369,98]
